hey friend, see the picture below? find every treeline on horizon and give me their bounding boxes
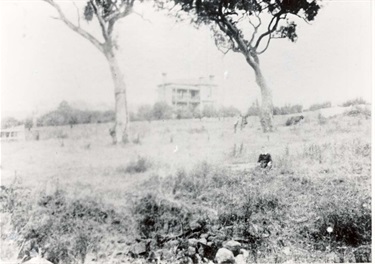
[1,98,368,129]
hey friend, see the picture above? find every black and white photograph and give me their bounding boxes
[0,0,372,263]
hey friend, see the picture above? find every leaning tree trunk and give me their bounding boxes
[246,55,274,132]
[105,49,129,144]
[254,64,274,132]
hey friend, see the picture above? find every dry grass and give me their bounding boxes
[0,112,371,263]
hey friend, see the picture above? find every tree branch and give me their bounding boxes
[89,0,110,41]
[249,12,261,47]
[105,0,135,23]
[72,1,80,27]
[253,12,283,52]
[42,0,104,53]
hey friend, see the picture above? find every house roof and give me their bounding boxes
[157,78,217,88]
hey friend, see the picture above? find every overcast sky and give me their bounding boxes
[0,0,372,118]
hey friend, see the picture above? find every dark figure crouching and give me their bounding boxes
[258,153,272,169]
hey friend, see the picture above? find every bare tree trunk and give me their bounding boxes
[246,56,274,132]
[105,50,129,144]
[254,64,274,132]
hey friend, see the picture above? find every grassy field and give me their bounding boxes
[0,108,371,263]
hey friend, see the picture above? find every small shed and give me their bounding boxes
[0,125,26,141]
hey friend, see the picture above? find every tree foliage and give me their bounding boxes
[37,101,115,127]
[163,0,321,57]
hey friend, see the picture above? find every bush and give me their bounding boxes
[137,104,154,122]
[344,106,371,118]
[122,156,152,174]
[153,102,173,120]
[175,107,194,119]
[132,193,191,239]
[308,101,332,111]
[219,105,241,117]
[202,105,218,118]
[341,97,367,107]
[38,101,115,127]
[273,104,303,115]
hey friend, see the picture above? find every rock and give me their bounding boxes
[188,238,199,247]
[282,247,291,256]
[190,221,202,231]
[215,248,235,264]
[130,241,147,255]
[156,248,174,260]
[239,249,249,259]
[167,239,180,248]
[223,240,241,255]
[200,233,209,239]
[188,246,197,256]
[198,238,207,245]
[235,254,247,264]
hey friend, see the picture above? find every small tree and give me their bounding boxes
[42,0,139,143]
[202,105,218,118]
[153,102,173,120]
[162,0,320,132]
[137,104,154,122]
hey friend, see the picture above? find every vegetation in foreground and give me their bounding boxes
[0,109,371,263]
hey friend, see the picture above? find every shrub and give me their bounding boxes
[153,102,173,120]
[274,104,303,115]
[344,106,371,118]
[202,105,218,118]
[123,156,151,174]
[132,193,191,239]
[137,104,154,122]
[341,97,367,107]
[308,101,331,111]
[219,105,241,117]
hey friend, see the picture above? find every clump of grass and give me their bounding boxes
[121,156,152,174]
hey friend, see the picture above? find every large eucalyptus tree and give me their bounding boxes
[161,0,321,132]
[43,0,138,143]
